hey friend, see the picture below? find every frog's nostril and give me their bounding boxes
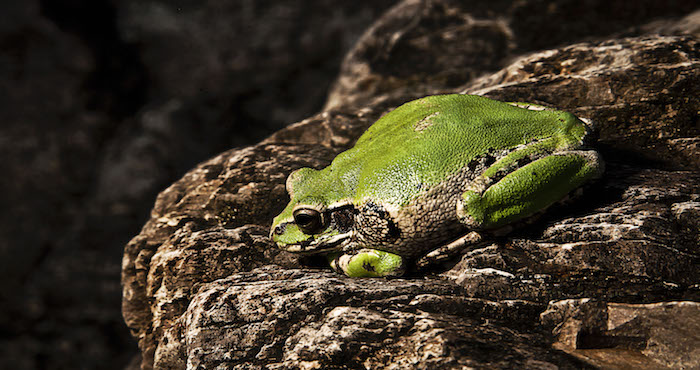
[274,225,285,235]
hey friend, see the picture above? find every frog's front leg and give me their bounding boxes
[457,150,604,229]
[415,231,485,269]
[329,249,406,277]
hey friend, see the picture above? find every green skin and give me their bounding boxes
[270,94,603,277]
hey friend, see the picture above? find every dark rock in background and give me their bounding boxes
[120,1,700,369]
[325,0,699,110]
[0,0,396,368]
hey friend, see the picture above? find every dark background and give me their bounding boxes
[0,1,396,368]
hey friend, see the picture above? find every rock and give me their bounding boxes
[1,1,397,369]
[121,139,365,368]
[157,268,585,369]
[116,0,399,141]
[326,0,699,111]
[121,1,700,369]
[465,35,700,170]
[0,1,139,369]
[445,168,699,303]
[540,299,700,369]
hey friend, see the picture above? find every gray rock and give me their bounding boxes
[0,1,396,369]
[159,268,584,369]
[540,299,700,369]
[326,0,699,111]
[120,1,700,369]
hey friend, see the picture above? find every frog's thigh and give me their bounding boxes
[458,150,603,229]
[329,249,405,277]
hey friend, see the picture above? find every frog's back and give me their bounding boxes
[329,94,585,205]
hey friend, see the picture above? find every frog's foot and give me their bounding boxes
[458,150,603,229]
[329,249,405,277]
[415,231,484,269]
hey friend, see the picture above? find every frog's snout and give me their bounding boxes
[270,224,286,240]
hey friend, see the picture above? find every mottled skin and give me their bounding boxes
[271,94,603,277]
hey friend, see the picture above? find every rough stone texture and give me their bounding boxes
[121,114,381,368]
[0,1,396,369]
[465,35,700,169]
[444,167,699,302]
[540,299,700,369]
[325,0,699,111]
[121,1,700,368]
[164,268,587,369]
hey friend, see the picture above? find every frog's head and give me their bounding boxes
[270,167,355,254]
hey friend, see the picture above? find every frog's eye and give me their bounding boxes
[293,208,326,234]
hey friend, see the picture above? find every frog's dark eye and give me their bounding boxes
[293,208,326,234]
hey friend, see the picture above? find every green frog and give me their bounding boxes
[270,94,603,277]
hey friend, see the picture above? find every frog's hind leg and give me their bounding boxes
[457,150,603,229]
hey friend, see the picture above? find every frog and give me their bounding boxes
[270,94,603,277]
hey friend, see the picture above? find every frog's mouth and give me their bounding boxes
[282,230,352,254]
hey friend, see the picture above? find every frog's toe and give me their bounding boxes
[329,249,405,277]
